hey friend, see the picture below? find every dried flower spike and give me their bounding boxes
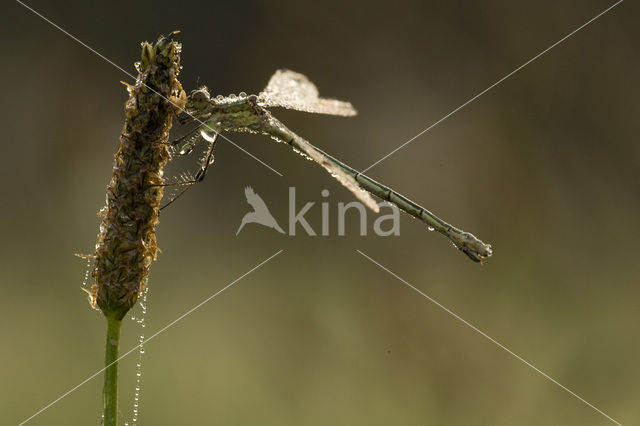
[91,32,186,319]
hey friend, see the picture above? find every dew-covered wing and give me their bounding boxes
[259,69,357,117]
[275,125,379,213]
[324,162,380,213]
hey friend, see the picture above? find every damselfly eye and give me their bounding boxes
[191,88,210,104]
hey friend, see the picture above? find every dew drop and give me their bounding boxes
[81,257,91,287]
[201,130,216,143]
[127,284,148,426]
[180,144,193,155]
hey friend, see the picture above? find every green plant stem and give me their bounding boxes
[103,313,122,426]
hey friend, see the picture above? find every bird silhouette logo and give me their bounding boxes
[236,186,285,235]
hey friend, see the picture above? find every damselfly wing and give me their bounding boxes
[256,70,378,211]
[258,69,357,117]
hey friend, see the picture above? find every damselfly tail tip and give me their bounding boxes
[454,233,493,263]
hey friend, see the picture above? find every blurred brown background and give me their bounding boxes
[1,0,638,424]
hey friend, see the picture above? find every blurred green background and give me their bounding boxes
[2,0,638,424]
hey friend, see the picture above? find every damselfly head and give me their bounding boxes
[189,87,211,108]
[177,87,212,124]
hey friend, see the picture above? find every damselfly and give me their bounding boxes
[169,70,492,262]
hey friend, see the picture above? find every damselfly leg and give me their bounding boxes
[158,130,218,210]
[168,120,210,156]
